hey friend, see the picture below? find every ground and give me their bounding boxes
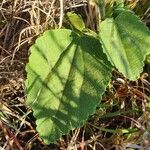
[0,0,150,149]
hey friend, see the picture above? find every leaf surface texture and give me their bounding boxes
[25,29,112,144]
[99,11,150,80]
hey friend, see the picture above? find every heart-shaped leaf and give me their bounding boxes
[99,11,150,80]
[25,29,112,144]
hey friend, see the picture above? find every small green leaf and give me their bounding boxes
[25,29,112,144]
[66,12,85,32]
[99,11,150,80]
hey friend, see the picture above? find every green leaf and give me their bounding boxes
[99,11,150,80]
[115,0,124,7]
[66,12,85,32]
[145,54,150,65]
[25,29,112,144]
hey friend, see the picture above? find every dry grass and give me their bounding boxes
[0,0,150,149]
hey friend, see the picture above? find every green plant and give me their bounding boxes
[25,1,150,144]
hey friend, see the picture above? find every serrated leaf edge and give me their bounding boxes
[26,29,113,144]
[99,11,150,81]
